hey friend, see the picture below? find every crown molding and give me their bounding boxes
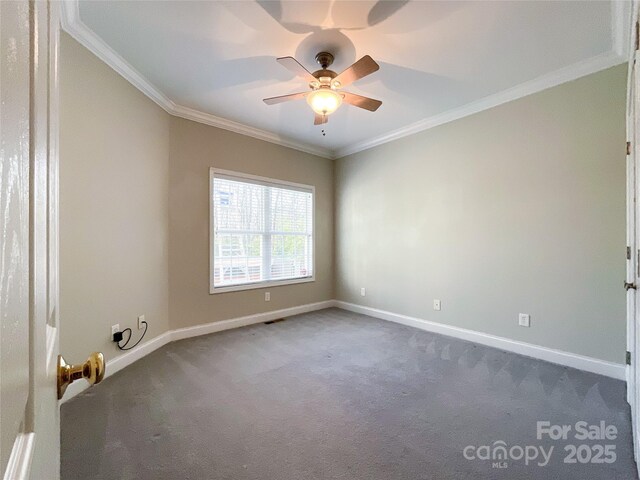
[59,0,334,160]
[60,0,176,113]
[334,50,626,158]
[61,0,629,162]
[335,0,630,158]
[171,104,332,158]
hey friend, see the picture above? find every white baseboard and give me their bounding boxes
[61,298,626,404]
[170,300,336,342]
[62,376,89,400]
[61,300,334,402]
[109,331,173,376]
[336,301,626,380]
[62,330,172,402]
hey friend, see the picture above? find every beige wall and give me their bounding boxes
[335,65,627,364]
[60,31,626,366]
[168,117,334,330]
[60,33,171,363]
[60,34,333,360]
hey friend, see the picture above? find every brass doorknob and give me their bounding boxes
[57,352,105,399]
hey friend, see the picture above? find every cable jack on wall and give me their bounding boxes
[113,320,148,351]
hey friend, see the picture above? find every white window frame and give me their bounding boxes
[209,168,316,294]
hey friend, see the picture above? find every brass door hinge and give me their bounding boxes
[627,351,632,366]
[627,246,632,260]
[627,141,632,155]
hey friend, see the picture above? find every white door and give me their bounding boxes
[0,2,104,479]
[629,0,640,466]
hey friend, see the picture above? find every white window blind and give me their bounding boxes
[210,171,314,291]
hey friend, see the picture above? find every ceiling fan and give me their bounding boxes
[263,52,382,125]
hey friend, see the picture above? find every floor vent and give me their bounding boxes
[264,318,286,325]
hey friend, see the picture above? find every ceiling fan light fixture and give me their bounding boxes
[264,53,381,124]
[306,88,343,116]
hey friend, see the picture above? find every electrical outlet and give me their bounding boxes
[433,299,441,311]
[518,313,530,327]
[265,292,270,302]
[138,315,145,330]
[360,287,366,296]
[111,324,120,336]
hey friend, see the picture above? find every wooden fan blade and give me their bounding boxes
[314,113,328,125]
[263,92,308,105]
[341,91,382,112]
[334,55,380,87]
[276,56,316,83]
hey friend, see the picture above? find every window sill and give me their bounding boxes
[209,276,315,294]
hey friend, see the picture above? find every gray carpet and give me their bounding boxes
[62,308,637,479]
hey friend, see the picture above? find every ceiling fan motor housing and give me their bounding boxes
[315,51,334,69]
[311,52,338,89]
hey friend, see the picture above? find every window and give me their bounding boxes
[210,169,314,293]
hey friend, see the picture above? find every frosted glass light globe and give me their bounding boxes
[307,88,342,116]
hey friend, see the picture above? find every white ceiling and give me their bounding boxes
[63,1,629,158]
